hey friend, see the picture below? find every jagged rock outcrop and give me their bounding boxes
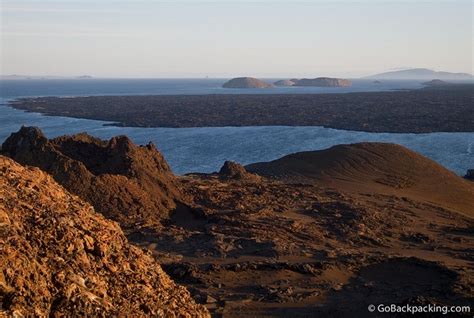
[1,127,182,229]
[0,155,209,317]
[218,161,261,182]
[293,77,352,87]
[222,77,273,88]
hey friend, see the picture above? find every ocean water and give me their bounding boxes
[0,78,423,98]
[0,79,472,175]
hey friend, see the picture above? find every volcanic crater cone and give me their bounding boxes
[246,142,474,216]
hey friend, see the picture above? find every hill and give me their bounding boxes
[222,77,273,88]
[366,68,473,80]
[0,155,209,317]
[246,143,474,217]
[293,77,351,87]
[1,126,182,230]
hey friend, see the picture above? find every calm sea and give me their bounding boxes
[0,79,472,175]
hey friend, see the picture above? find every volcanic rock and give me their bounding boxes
[222,77,273,88]
[0,155,209,317]
[246,143,474,216]
[1,126,182,229]
[218,161,261,182]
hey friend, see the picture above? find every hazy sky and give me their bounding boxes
[1,0,472,78]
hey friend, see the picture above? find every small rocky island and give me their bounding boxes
[222,77,273,88]
[422,79,450,87]
[274,79,298,86]
[274,77,352,87]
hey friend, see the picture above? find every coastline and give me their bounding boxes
[7,84,474,133]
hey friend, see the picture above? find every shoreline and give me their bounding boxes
[6,84,474,133]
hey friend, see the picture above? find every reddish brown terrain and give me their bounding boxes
[1,126,182,230]
[0,156,209,317]
[246,143,474,217]
[2,127,473,317]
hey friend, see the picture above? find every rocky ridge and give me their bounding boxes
[1,126,182,229]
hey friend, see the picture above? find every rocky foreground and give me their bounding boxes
[1,127,474,317]
[0,155,209,317]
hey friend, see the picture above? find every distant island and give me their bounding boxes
[223,76,351,88]
[274,77,352,87]
[0,74,94,80]
[274,79,298,86]
[366,68,473,80]
[222,77,273,88]
[422,79,450,86]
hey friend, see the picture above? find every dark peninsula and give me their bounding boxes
[8,84,474,133]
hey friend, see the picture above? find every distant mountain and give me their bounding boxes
[0,75,64,80]
[1,74,93,80]
[366,68,473,80]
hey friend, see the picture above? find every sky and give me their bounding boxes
[1,0,472,78]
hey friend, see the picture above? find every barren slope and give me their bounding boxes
[0,155,209,317]
[1,126,182,229]
[246,143,474,217]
